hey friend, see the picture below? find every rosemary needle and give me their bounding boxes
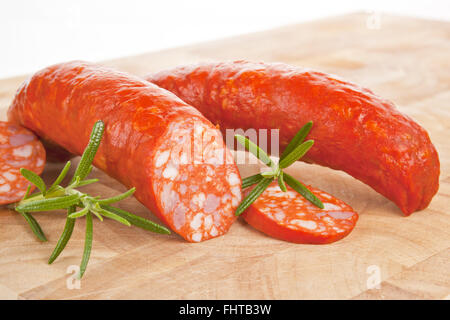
[48,208,76,264]
[235,177,274,216]
[79,211,93,278]
[20,212,47,242]
[242,173,263,189]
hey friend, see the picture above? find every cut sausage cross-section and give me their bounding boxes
[0,121,46,205]
[242,181,358,244]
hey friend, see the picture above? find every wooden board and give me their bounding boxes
[0,12,449,300]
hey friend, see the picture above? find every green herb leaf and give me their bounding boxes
[20,168,46,195]
[97,187,136,205]
[242,173,263,189]
[279,140,314,169]
[70,176,81,188]
[277,171,287,192]
[20,212,47,242]
[23,185,32,200]
[44,186,66,199]
[48,161,71,192]
[283,173,324,209]
[16,194,80,213]
[75,179,99,188]
[71,120,105,183]
[280,121,313,160]
[91,209,104,221]
[79,211,93,278]
[235,134,274,169]
[48,208,76,264]
[18,182,47,241]
[235,177,273,216]
[68,206,90,219]
[92,204,130,226]
[101,205,171,234]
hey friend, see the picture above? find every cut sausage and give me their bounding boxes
[243,181,358,244]
[8,61,242,242]
[147,60,440,215]
[0,121,46,205]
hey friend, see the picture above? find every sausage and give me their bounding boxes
[0,121,46,205]
[146,60,440,215]
[8,61,242,242]
[243,181,358,244]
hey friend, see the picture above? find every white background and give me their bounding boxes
[1,0,449,78]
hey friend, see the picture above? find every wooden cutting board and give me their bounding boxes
[0,12,449,300]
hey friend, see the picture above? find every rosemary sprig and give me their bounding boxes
[235,121,323,216]
[15,120,170,278]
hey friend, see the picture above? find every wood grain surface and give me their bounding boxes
[0,12,449,300]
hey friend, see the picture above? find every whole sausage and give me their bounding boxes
[8,61,242,242]
[243,181,358,244]
[0,121,46,205]
[146,60,440,215]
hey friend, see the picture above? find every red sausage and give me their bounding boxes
[147,60,440,215]
[243,181,358,244]
[0,121,46,205]
[8,61,242,242]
